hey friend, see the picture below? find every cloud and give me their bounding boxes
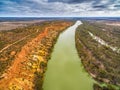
[0,0,120,17]
[93,5,106,9]
[48,0,95,3]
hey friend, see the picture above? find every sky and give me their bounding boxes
[0,0,120,17]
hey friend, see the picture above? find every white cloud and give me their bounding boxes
[0,0,120,17]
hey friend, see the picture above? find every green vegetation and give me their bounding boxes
[34,71,44,90]
[93,83,117,90]
[75,21,120,89]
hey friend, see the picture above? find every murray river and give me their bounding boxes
[43,21,94,90]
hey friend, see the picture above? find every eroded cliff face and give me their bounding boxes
[0,21,73,90]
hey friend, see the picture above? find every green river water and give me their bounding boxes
[43,21,94,90]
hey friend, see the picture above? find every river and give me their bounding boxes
[43,21,94,90]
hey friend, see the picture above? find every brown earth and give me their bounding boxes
[0,20,44,31]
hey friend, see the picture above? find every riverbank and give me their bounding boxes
[0,20,73,89]
[75,21,120,90]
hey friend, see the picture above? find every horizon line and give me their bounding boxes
[0,16,120,18]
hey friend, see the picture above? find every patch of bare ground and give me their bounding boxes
[0,20,44,31]
[105,21,120,26]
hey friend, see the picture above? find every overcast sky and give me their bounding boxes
[0,0,120,17]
